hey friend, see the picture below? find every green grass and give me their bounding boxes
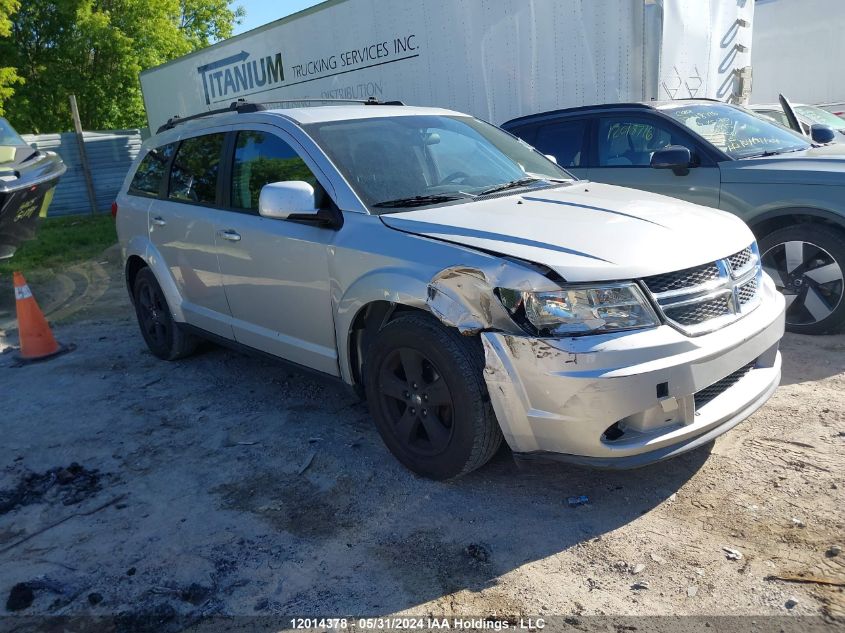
[0,214,117,276]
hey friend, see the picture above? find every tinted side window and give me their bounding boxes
[596,117,682,167]
[533,120,587,167]
[129,143,176,197]
[231,131,318,210]
[168,133,225,204]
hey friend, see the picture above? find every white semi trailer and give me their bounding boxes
[752,0,845,111]
[140,0,754,131]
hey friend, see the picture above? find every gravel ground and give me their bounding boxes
[0,258,843,632]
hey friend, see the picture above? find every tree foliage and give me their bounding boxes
[0,0,21,115]
[0,0,243,132]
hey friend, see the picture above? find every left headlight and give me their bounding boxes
[497,282,660,336]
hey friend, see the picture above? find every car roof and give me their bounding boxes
[146,103,469,146]
[749,103,809,110]
[266,104,465,124]
[502,99,736,127]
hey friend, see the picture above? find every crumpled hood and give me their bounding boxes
[380,182,754,282]
[720,144,845,185]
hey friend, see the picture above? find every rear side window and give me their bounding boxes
[168,133,225,205]
[231,131,318,211]
[533,120,588,167]
[129,143,176,197]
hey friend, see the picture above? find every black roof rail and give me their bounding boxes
[156,99,265,133]
[256,96,405,108]
[675,97,724,103]
[156,97,405,134]
[502,102,653,127]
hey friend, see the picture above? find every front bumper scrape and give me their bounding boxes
[480,279,785,467]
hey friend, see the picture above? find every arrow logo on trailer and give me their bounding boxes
[197,50,285,105]
[197,50,250,73]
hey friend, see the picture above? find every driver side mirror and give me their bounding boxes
[810,124,836,144]
[650,145,692,174]
[258,181,318,220]
[544,154,558,164]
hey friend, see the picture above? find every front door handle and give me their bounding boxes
[217,229,241,242]
[151,216,166,227]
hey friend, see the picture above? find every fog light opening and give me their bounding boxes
[603,422,625,442]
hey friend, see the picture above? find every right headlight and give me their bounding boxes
[497,282,660,336]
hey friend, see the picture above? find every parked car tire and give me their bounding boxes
[364,312,503,479]
[132,267,198,360]
[760,225,845,335]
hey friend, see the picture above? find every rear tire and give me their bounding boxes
[363,312,502,480]
[760,225,845,335]
[132,267,198,360]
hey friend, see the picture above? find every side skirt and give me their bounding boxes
[179,323,357,397]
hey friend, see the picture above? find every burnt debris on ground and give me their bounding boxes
[0,463,104,516]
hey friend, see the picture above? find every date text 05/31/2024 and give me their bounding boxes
[288,618,547,630]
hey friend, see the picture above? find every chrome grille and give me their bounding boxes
[643,243,762,335]
[694,362,755,409]
[664,295,732,326]
[728,247,752,273]
[737,278,757,305]
[643,263,720,294]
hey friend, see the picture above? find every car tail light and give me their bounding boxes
[111,201,118,219]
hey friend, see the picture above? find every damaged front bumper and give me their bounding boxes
[481,277,785,468]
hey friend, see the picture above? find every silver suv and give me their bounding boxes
[116,101,785,479]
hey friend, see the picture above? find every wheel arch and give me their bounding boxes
[344,299,432,394]
[125,255,148,302]
[748,207,845,240]
[122,237,186,322]
[334,267,432,387]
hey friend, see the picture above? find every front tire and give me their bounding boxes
[132,267,198,360]
[760,225,845,335]
[363,313,502,480]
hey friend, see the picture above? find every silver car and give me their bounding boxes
[116,102,784,479]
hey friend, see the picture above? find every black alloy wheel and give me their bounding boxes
[376,347,455,457]
[137,277,170,349]
[363,313,502,479]
[132,267,198,360]
[760,225,845,334]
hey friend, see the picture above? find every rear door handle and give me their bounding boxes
[151,216,166,227]
[217,229,241,242]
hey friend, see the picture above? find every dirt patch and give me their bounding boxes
[374,529,497,597]
[215,473,357,539]
[0,464,104,515]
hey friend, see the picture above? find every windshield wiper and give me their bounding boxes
[371,193,470,208]
[477,177,542,196]
[746,147,807,158]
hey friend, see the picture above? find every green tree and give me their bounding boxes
[0,0,243,133]
[0,0,21,115]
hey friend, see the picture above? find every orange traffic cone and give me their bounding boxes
[13,272,71,362]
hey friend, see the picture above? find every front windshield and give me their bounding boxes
[661,103,810,159]
[0,118,25,146]
[305,115,571,211]
[795,105,845,132]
